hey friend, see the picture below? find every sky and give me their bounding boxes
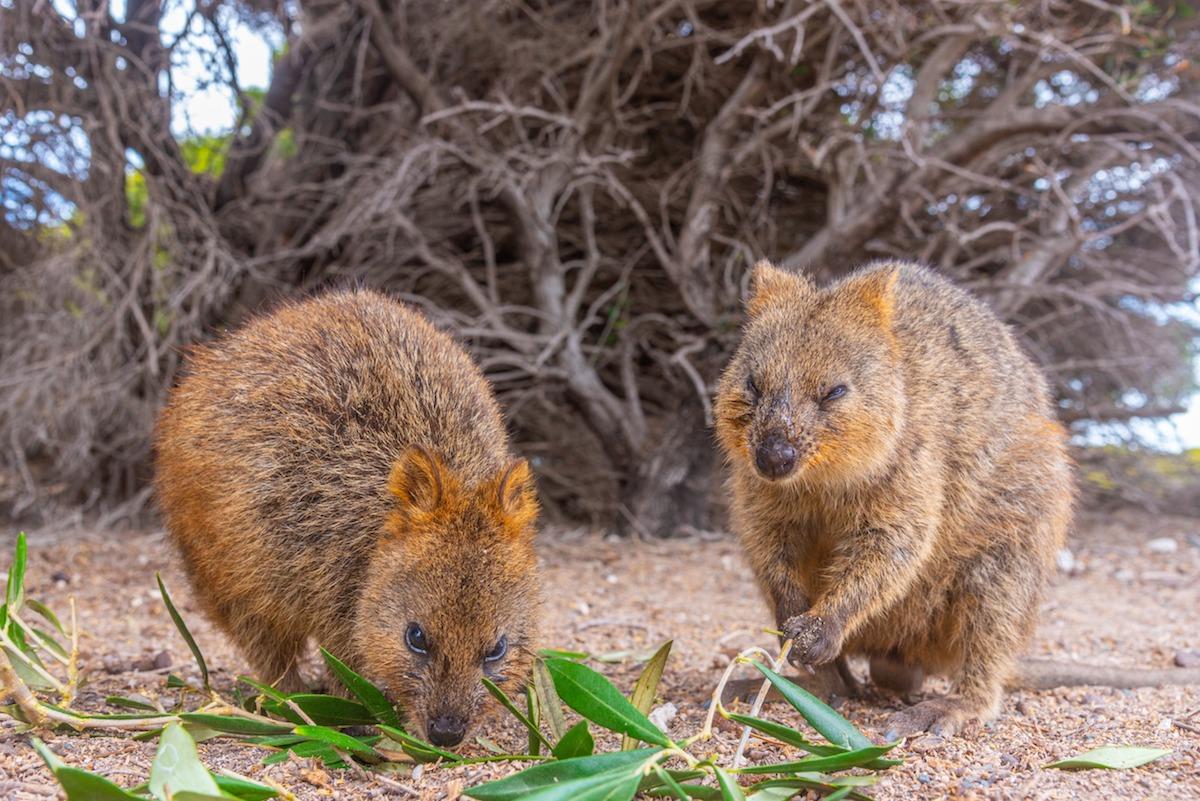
[45,1,1200,451]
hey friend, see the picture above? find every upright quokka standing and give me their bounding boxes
[155,290,541,747]
[715,261,1074,737]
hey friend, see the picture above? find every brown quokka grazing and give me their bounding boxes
[715,260,1076,739]
[155,290,540,748]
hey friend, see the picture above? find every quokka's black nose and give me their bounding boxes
[755,434,797,480]
[427,715,467,747]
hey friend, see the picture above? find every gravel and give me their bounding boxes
[1,508,1197,800]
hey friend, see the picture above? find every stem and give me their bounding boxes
[701,646,777,739]
[0,647,46,725]
[733,640,793,767]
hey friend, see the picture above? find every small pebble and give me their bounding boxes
[917,773,932,784]
[1157,717,1173,731]
[1146,537,1178,554]
[1113,568,1134,583]
[50,570,70,584]
[648,702,677,730]
[1174,650,1200,668]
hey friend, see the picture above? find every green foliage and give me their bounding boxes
[6,536,904,800]
[1044,746,1171,770]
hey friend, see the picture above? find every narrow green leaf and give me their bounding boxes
[622,640,672,750]
[1044,746,1171,770]
[733,744,896,775]
[320,648,403,728]
[262,694,374,726]
[284,739,348,768]
[156,574,209,689]
[31,627,68,660]
[465,748,662,801]
[745,776,877,801]
[545,658,670,747]
[149,723,222,798]
[532,659,567,741]
[749,662,873,750]
[377,724,463,763]
[714,766,747,801]
[482,676,554,750]
[5,644,55,689]
[527,683,541,756]
[179,713,293,736]
[552,720,595,759]
[724,712,900,770]
[213,773,279,801]
[33,738,145,801]
[293,725,380,761]
[105,695,160,712]
[537,648,590,661]
[27,599,65,635]
[6,532,27,610]
[649,764,691,801]
[236,675,288,702]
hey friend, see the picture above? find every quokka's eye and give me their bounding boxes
[822,384,848,403]
[485,635,508,663]
[405,623,429,654]
[746,374,762,400]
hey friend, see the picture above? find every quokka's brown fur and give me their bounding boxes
[715,261,1075,737]
[155,289,540,746]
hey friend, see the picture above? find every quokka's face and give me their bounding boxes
[353,448,541,748]
[715,262,905,486]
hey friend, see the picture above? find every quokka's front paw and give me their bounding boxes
[782,612,842,666]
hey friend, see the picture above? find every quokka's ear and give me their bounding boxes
[388,446,451,515]
[841,266,900,326]
[487,457,539,536]
[747,260,815,317]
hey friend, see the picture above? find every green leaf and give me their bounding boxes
[749,662,873,750]
[622,640,672,750]
[1044,746,1172,770]
[744,776,877,801]
[262,694,375,726]
[377,724,463,763]
[482,676,554,751]
[32,627,68,660]
[5,644,56,689]
[150,723,222,798]
[156,574,209,690]
[532,659,567,740]
[105,695,160,712]
[32,738,146,801]
[179,713,293,736]
[733,744,897,775]
[320,648,403,728]
[27,599,66,635]
[537,648,590,661]
[545,658,670,747]
[552,720,595,759]
[723,712,900,770]
[293,725,380,761]
[280,739,347,769]
[465,748,662,801]
[714,766,747,801]
[527,683,541,756]
[648,764,691,801]
[6,532,27,610]
[236,675,288,703]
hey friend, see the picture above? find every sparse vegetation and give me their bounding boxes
[3,533,915,799]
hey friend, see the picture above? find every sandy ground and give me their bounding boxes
[1,509,1198,801]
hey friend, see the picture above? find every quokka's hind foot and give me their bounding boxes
[882,692,998,740]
